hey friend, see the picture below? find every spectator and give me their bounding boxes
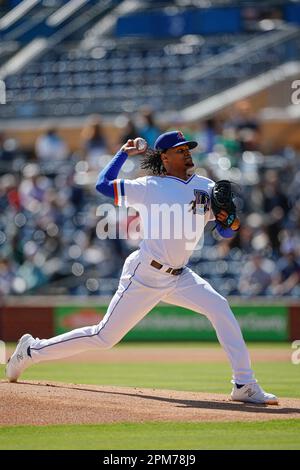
[6,174,21,211]
[139,107,161,147]
[195,118,220,154]
[239,253,274,296]
[19,163,48,211]
[262,170,289,253]
[231,100,261,152]
[81,115,108,170]
[271,251,300,296]
[120,115,139,144]
[35,128,69,162]
[219,126,241,161]
[0,258,16,295]
[1,174,20,211]
[0,132,20,162]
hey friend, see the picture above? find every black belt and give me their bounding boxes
[150,260,183,276]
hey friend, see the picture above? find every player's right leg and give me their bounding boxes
[164,267,278,404]
[6,250,166,382]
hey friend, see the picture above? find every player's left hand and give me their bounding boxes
[211,180,240,230]
[216,210,240,230]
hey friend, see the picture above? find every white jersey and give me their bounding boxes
[113,173,215,267]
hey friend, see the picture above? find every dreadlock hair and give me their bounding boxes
[140,147,166,176]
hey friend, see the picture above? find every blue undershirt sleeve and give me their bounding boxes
[215,222,237,239]
[95,150,128,198]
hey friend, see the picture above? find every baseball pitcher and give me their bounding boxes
[6,131,278,404]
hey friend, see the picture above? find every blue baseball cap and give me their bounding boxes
[154,131,198,152]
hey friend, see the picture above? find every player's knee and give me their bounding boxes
[211,296,232,319]
[203,296,229,320]
[100,339,114,349]
[97,334,120,349]
[215,294,229,309]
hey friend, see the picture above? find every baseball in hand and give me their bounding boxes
[134,137,148,153]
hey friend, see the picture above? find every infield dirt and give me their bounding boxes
[1,380,300,426]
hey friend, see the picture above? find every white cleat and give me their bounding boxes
[6,334,35,383]
[231,383,279,405]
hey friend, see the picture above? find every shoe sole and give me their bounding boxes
[231,397,279,405]
[262,399,279,405]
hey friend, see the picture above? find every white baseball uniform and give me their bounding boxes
[30,173,255,385]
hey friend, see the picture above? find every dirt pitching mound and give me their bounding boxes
[1,381,300,426]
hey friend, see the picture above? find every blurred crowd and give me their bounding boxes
[0,103,300,298]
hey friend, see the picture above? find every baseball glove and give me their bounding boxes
[211,180,240,230]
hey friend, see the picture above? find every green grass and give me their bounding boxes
[1,360,299,398]
[0,420,300,450]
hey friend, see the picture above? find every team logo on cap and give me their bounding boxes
[177,131,185,140]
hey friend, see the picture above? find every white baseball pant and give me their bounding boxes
[30,249,255,385]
